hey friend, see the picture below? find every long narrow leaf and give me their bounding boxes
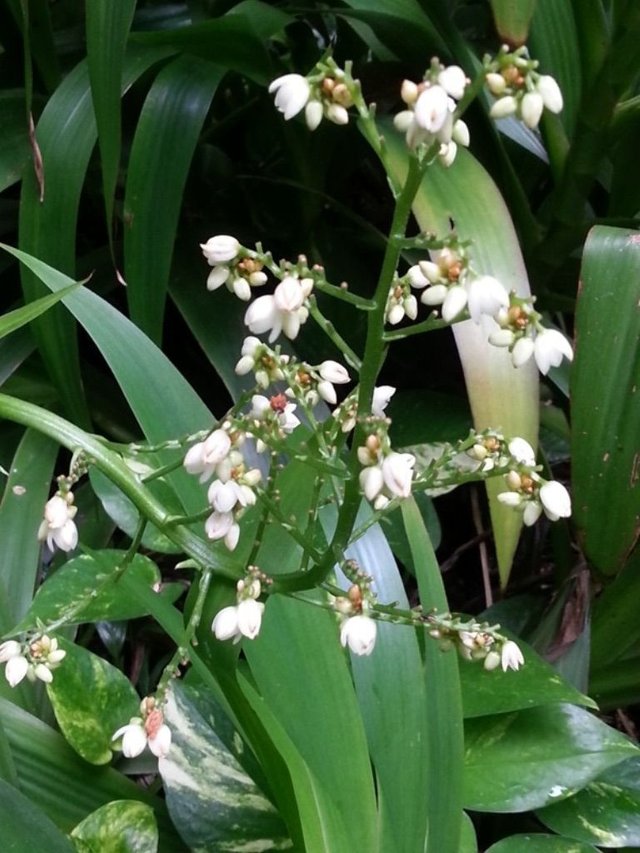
[0,284,78,340]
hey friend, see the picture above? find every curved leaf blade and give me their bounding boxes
[71,800,158,853]
[0,777,74,853]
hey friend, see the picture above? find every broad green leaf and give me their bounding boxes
[1,244,213,516]
[572,227,640,575]
[402,497,463,853]
[159,682,290,851]
[86,0,137,244]
[461,638,596,718]
[338,0,446,60]
[13,551,166,630]
[0,90,31,191]
[0,284,79,340]
[460,812,478,853]
[71,800,158,853]
[343,511,430,852]
[537,755,640,847]
[18,45,175,426]
[46,638,140,765]
[124,56,222,342]
[486,835,599,852]
[384,130,538,586]
[0,697,181,844]
[490,0,537,45]
[464,704,637,812]
[0,777,75,853]
[90,470,184,555]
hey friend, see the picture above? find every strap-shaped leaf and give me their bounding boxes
[572,226,640,574]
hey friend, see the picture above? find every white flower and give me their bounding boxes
[421,284,448,307]
[540,480,571,521]
[207,480,241,513]
[112,720,148,758]
[372,385,395,417]
[0,640,22,662]
[244,276,312,342]
[38,495,78,552]
[500,640,524,672]
[466,276,509,324]
[359,465,384,502]
[148,723,172,758]
[486,72,507,95]
[441,284,468,323]
[490,96,517,119]
[184,429,232,482]
[205,511,240,550]
[269,74,311,120]
[438,65,467,100]
[533,328,573,375]
[112,716,172,758]
[340,615,377,656]
[206,265,230,291]
[326,103,349,125]
[452,119,470,147]
[200,235,239,265]
[521,91,544,129]
[251,394,300,433]
[508,437,536,466]
[212,605,241,642]
[537,75,563,113]
[212,599,265,643]
[414,85,449,133]
[489,328,516,348]
[512,336,536,368]
[305,99,323,131]
[381,452,415,498]
[438,141,458,168]
[5,653,29,687]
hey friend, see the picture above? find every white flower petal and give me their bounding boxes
[237,599,265,639]
[340,615,377,656]
[212,605,241,641]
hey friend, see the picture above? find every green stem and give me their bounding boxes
[314,279,376,310]
[307,298,362,372]
[0,393,239,581]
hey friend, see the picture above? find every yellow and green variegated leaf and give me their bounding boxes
[71,800,158,853]
[46,639,140,765]
[486,835,599,852]
[13,550,169,631]
[159,682,291,851]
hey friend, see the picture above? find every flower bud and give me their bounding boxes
[489,96,517,119]
[200,235,240,264]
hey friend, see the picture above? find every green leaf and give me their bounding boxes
[0,777,75,853]
[18,45,175,425]
[86,0,137,245]
[0,91,32,192]
[486,835,599,852]
[13,551,166,630]
[571,227,640,575]
[463,704,638,812]
[159,682,290,851]
[71,800,158,853]
[537,755,640,847]
[124,56,222,342]
[402,497,463,853]
[490,0,538,45]
[384,130,538,586]
[461,638,596,719]
[338,0,446,60]
[46,638,140,765]
[0,285,79,340]
[90,470,183,555]
[0,697,182,846]
[460,812,478,853]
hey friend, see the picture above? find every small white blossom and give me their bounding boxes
[359,465,385,502]
[269,74,311,120]
[200,235,240,265]
[381,452,415,498]
[521,91,544,129]
[184,429,232,483]
[38,494,78,552]
[244,276,312,343]
[236,598,265,639]
[211,605,242,642]
[372,386,395,417]
[500,640,524,672]
[539,480,571,521]
[437,65,467,100]
[340,615,377,656]
[508,437,536,466]
[466,276,509,324]
[251,394,300,433]
[212,583,265,643]
[5,653,29,687]
[441,284,468,323]
[533,328,574,375]
[112,707,171,758]
[414,85,450,133]
[537,75,563,113]
[112,720,148,758]
[489,96,517,119]
[305,99,323,130]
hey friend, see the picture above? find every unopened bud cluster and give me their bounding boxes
[427,613,524,672]
[485,45,563,130]
[0,634,66,687]
[394,60,470,163]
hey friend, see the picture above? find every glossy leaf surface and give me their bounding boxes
[71,800,158,853]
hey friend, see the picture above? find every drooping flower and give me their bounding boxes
[184,428,232,483]
[269,74,311,120]
[466,276,509,324]
[539,480,571,521]
[244,276,313,343]
[0,635,66,688]
[500,640,524,672]
[112,704,171,758]
[200,235,240,265]
[212,578,265,643]
[372,385,395,417]
[533,328,574,375]
[38,493,78,552]
[340,614,377,656]
[381,452,415,499]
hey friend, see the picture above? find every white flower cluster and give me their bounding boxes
[38,492,78,552]
[0,635,66,687]
[485,47,563,130]
[184,427,261,550]
[269,68,354,131]
[489,300,573,375]
[201,235,267,301]
[236,337,351,407]
[212,577,265,643]
[244,274,313,343]
[429,616,525,672]
[495,437,571,525]
[393,64,470,163]
[250,393,300,448]
[112,698,171,759]
[406,248,508,324]
[358,434,415,509]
